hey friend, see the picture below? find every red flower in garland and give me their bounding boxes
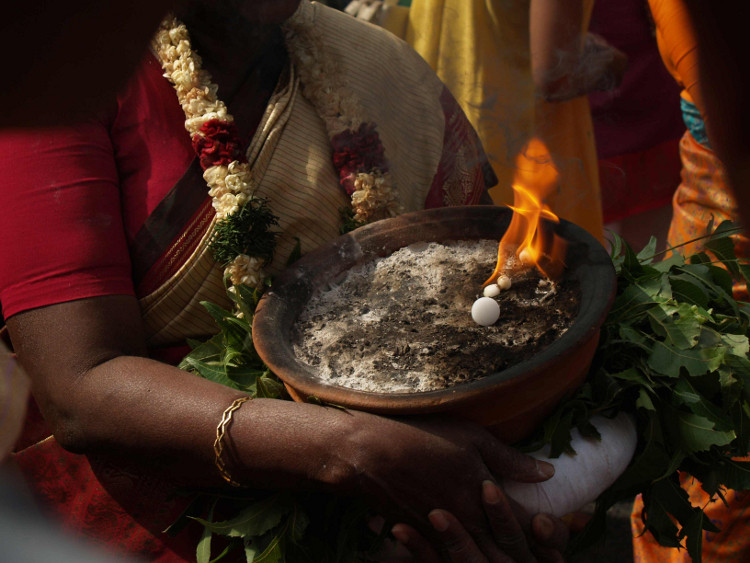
[331,122,388,194]
[192,119,245,170]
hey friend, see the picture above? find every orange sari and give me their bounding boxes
[632,3,750,561]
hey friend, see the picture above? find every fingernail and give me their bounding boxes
[537,460,555,479]
[482,480,501,505]
[535,514,554,539]
[428,510,449,532]
[391,524,410,545]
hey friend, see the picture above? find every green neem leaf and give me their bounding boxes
[711,459,750,491]
[192,494,292,539]
[248,532,284,563]
[183,357,235,388]
[733,404,750,454]
[202,300,239,326]
[616,412,673,491]
[668,274,711,309]
[667,410,736,453]
[672,379,733,430]
[613,367,654,387]
[621,242,646,279]
[256,375,286,399]
[608,284,659,323]
[681,506,707,563]
[607,230,624,264]
[731,364,750,415]
[641,491,683,548]
[683,454,750,497]
[721,333,750,356]
[286,503,310,544]
[704,221,742,276]
[636,388,656,411]
[226,365,266,390]
[180,335,225,369]
[636,236,659,264]
[614,324,648,347]
[709,264,735,295]
[638,270,668,298]
[544,410,576,458]
[652,252,686,273]
[577,420,602,440]
[651,477,707,534]
[200,301,251,350]
[227,283,264,321]
[647,341,723,378]
[196,501,217,563]
[646,303,703,350]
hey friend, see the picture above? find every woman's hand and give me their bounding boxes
[386,483,569,562]
[330,411,557,560]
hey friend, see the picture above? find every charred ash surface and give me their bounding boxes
[292,241,580,393]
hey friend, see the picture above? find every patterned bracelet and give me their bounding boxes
[213,396,251,487]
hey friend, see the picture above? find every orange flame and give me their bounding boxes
[483,138,567,285]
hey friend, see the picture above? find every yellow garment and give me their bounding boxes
[406,0,603,239]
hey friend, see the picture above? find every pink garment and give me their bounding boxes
[588,0,684,222]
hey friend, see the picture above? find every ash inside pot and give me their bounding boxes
[291,240,580,393]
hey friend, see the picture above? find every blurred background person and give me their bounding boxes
[405,0,627,241]
[588,0,684,252]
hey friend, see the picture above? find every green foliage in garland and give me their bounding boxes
[339,206,365,235]
[210,199,279,266]
[524,221,750,562]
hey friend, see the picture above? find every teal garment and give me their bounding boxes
[680,97,711,148]
[398,0,412,5]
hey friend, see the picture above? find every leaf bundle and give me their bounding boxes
[526,221,750,561]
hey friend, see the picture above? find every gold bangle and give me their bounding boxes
[213,396,251,487]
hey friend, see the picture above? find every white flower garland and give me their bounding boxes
[153,3,401,290]
[283,4,402,223]
[154,18,262,288]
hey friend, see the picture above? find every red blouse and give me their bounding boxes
[0,54,195,320]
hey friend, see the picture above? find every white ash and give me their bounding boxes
[291,240,579,393]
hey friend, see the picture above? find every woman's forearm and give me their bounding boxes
[530,0,585,99]
[7,295,350,491]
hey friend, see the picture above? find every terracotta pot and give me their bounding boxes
[253,206,616,444]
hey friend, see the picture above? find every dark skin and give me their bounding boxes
[530,0,627,102]
[7,1,569,560]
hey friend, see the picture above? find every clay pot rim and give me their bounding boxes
[253,206,616,414]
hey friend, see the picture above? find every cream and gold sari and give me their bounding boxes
[140,0,494,348]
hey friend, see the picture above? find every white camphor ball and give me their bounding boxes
[471,297,500,326]
[483,284,501,298]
